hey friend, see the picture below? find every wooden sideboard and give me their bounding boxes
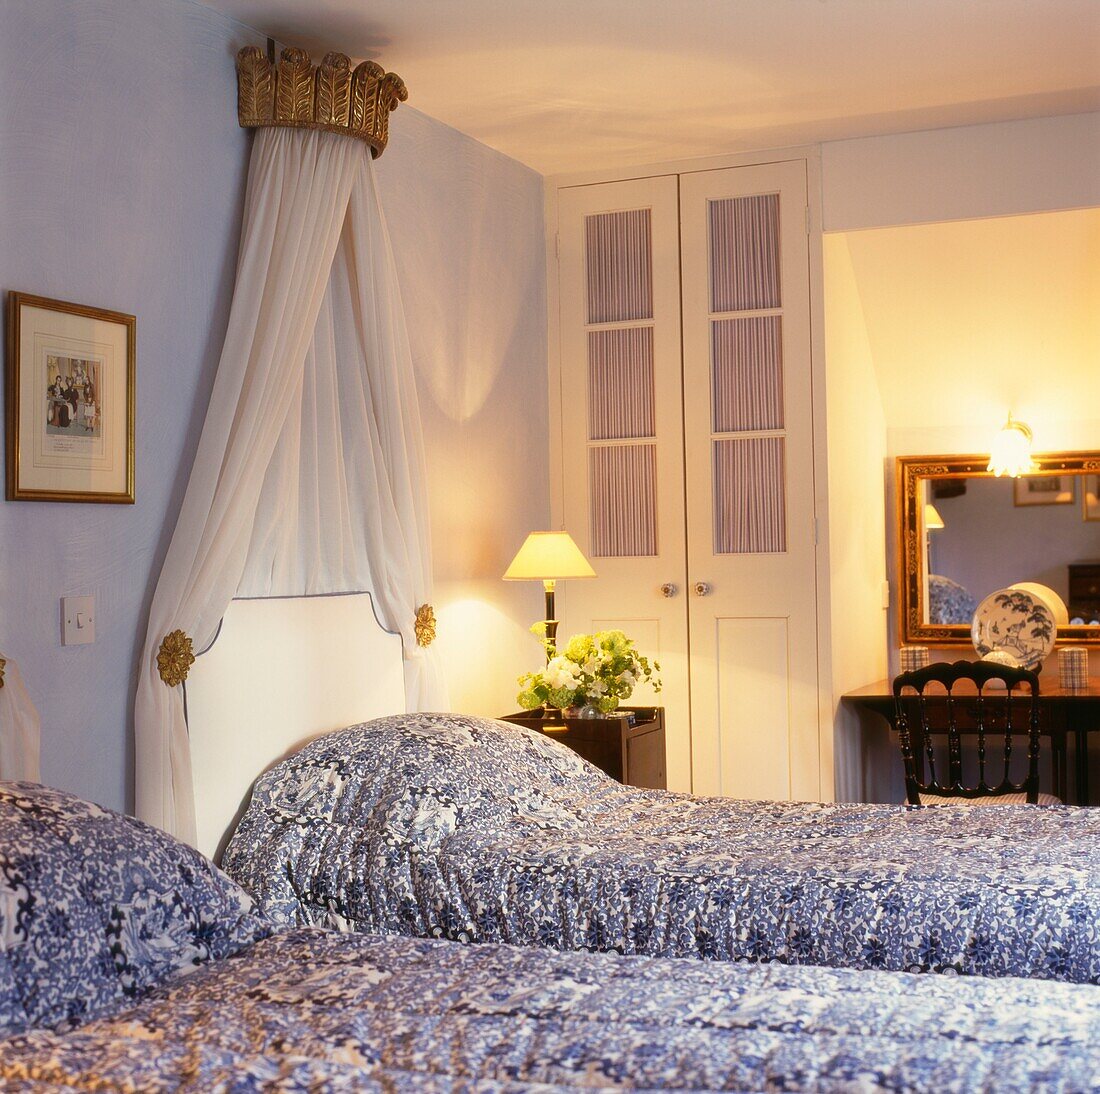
[499,707,666,789]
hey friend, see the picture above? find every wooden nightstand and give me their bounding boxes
[499,707,666,789]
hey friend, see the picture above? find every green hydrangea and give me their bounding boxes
[515,628,661,713]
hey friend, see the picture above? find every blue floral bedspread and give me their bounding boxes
[223,714,1100,983]
[2,926,1100,1092]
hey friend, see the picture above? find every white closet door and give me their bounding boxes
[679,161,820,802]
[556,177,692,792]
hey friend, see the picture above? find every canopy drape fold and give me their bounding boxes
[0,658,41,782]
[136,127,445,843]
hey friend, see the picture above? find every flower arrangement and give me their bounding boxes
[516,626,661,714]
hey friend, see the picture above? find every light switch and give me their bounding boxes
[61,596,96,646]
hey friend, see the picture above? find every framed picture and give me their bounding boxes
[1084,474,1100,521]
[1013,474,1076,507]
[6,292,134,503]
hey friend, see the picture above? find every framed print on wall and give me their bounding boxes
[6,292,135,503]
[1013,474,1075,507]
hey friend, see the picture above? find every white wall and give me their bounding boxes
[822,112,1100,231]
[821,235,891,801]
[845,208,1100,441]
[378,109,549,717]
[0,0,549,811]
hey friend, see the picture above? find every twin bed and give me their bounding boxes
[3,597,1100,1090]
[3,780,1100,1091]
[223,711,1100,982]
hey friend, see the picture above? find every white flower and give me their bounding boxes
[544,656,581,691]
[620,670,636,687]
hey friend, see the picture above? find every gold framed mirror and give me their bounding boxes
[898,451,1100,646]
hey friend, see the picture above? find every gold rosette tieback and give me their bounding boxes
[414,604,436,648]
[0,656,6,689]
[157,629,196,687]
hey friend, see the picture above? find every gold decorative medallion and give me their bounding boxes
[414,604,437,648]
[0,657,6,689]
[236,46,407,158]
[157,629,196,688]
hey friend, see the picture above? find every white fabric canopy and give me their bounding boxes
[135,127,446,843]
[0,657,41,783]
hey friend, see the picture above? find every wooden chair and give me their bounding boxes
[892,659,1059,806]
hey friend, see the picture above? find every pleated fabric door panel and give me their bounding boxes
[553,162,820,803]
[556,177,692,793]
[680,160,820,803]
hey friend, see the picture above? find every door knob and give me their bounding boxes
[693,581,711,597]
[660,583,678,598]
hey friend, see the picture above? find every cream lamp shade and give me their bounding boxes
[923,503,945,530]
[503,531,595,658]
[503,532,597,581]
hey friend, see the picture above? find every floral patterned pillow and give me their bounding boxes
[248,713,608,839]
[0,781,272,1033]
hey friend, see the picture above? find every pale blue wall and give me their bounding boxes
[0,0,549,812]
[0,0,265,811]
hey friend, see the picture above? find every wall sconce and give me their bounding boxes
[503,531,596,654]
[923,503,945,530]
[987,413,1037,478]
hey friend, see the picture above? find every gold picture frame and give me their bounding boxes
[897,451,1100,646]
[1013,474,1076,506]
[6,292,135,503]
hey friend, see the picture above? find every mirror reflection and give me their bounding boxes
[898,454,1100,645]
[926,473,1100,626]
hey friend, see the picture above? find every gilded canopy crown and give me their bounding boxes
[236,46,408,158]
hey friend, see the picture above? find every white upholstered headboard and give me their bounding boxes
[184,593,405,863]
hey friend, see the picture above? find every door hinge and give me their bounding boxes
[805,206,812,236]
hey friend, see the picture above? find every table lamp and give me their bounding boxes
[503,531,596,653]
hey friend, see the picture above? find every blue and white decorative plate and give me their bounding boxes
[971,587,1056,670]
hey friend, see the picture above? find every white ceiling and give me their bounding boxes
[200,0,1100,175]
